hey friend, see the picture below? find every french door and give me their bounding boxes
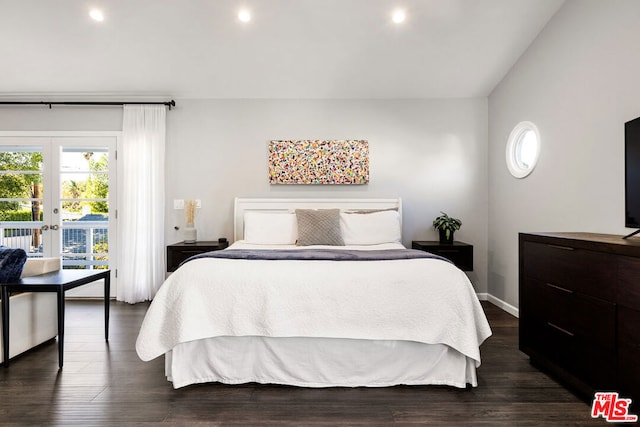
[0,133,117,297]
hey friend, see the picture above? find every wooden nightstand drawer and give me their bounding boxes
[166,241,229,272]
[411,241,473,271]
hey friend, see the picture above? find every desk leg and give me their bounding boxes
[2,287,9,368]
[57,289,65,369]
[104,273,110,341]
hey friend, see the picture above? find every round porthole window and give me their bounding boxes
[506,121,540,178]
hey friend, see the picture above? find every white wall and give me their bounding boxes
[166,98,489,292]
[0,98,489,293]
[488,0,640,308]
[0,106,122,131]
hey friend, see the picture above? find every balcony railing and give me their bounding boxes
[0,220,108,269]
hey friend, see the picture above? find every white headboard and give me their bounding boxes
[234,198,402,242]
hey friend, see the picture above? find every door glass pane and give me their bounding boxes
[60,148,109,269]
[0,146,44,257]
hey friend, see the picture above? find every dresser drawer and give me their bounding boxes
[522,241,615,300]
[618,256,640,309]
[521,277,616,350]
[521,317,615,390]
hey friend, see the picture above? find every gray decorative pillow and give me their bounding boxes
[295,209,345,246]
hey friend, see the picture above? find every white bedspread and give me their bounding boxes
[136,242,492,365]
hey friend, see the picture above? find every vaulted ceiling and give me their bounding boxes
[0,0,565,99]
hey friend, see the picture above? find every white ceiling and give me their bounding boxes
[0,0,565,99]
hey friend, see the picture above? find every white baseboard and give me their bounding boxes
[481,293,519,318]
[487,294,520,317]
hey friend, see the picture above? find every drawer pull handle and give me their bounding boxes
[548,244,575,251]
[545,283,574,294]
[547,322,575,337]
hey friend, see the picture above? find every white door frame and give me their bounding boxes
[0,131,119,297]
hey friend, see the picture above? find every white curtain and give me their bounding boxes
[117,105,166,303]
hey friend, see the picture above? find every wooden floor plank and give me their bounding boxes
[0,300,607,426]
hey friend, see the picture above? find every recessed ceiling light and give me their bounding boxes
[238,9,251,23]
[89,9,105,22]
[392,10,406,24]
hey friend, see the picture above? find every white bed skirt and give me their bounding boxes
[166,336,477,389]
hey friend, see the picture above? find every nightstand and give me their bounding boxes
[166,241,229,272]
[411,240,473,271]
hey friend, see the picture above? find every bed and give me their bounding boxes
[136,198,491,389]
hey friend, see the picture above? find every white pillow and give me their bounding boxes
[244,212,298,245]
[340,210,401,245]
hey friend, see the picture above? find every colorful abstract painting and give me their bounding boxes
[269,140,369,185]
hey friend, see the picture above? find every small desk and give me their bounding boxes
[1,269,110,368]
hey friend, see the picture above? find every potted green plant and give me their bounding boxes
[432,212,462,244]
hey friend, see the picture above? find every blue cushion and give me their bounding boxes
[0,247,28,283]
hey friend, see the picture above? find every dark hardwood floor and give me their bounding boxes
[0,301,607,426]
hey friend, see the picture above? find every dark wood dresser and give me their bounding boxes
[519,232,640,403]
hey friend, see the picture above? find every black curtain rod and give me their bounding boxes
[0,100,176,110]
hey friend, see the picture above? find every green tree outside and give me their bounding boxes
[0,151,43,245]
[84,153,109,214]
